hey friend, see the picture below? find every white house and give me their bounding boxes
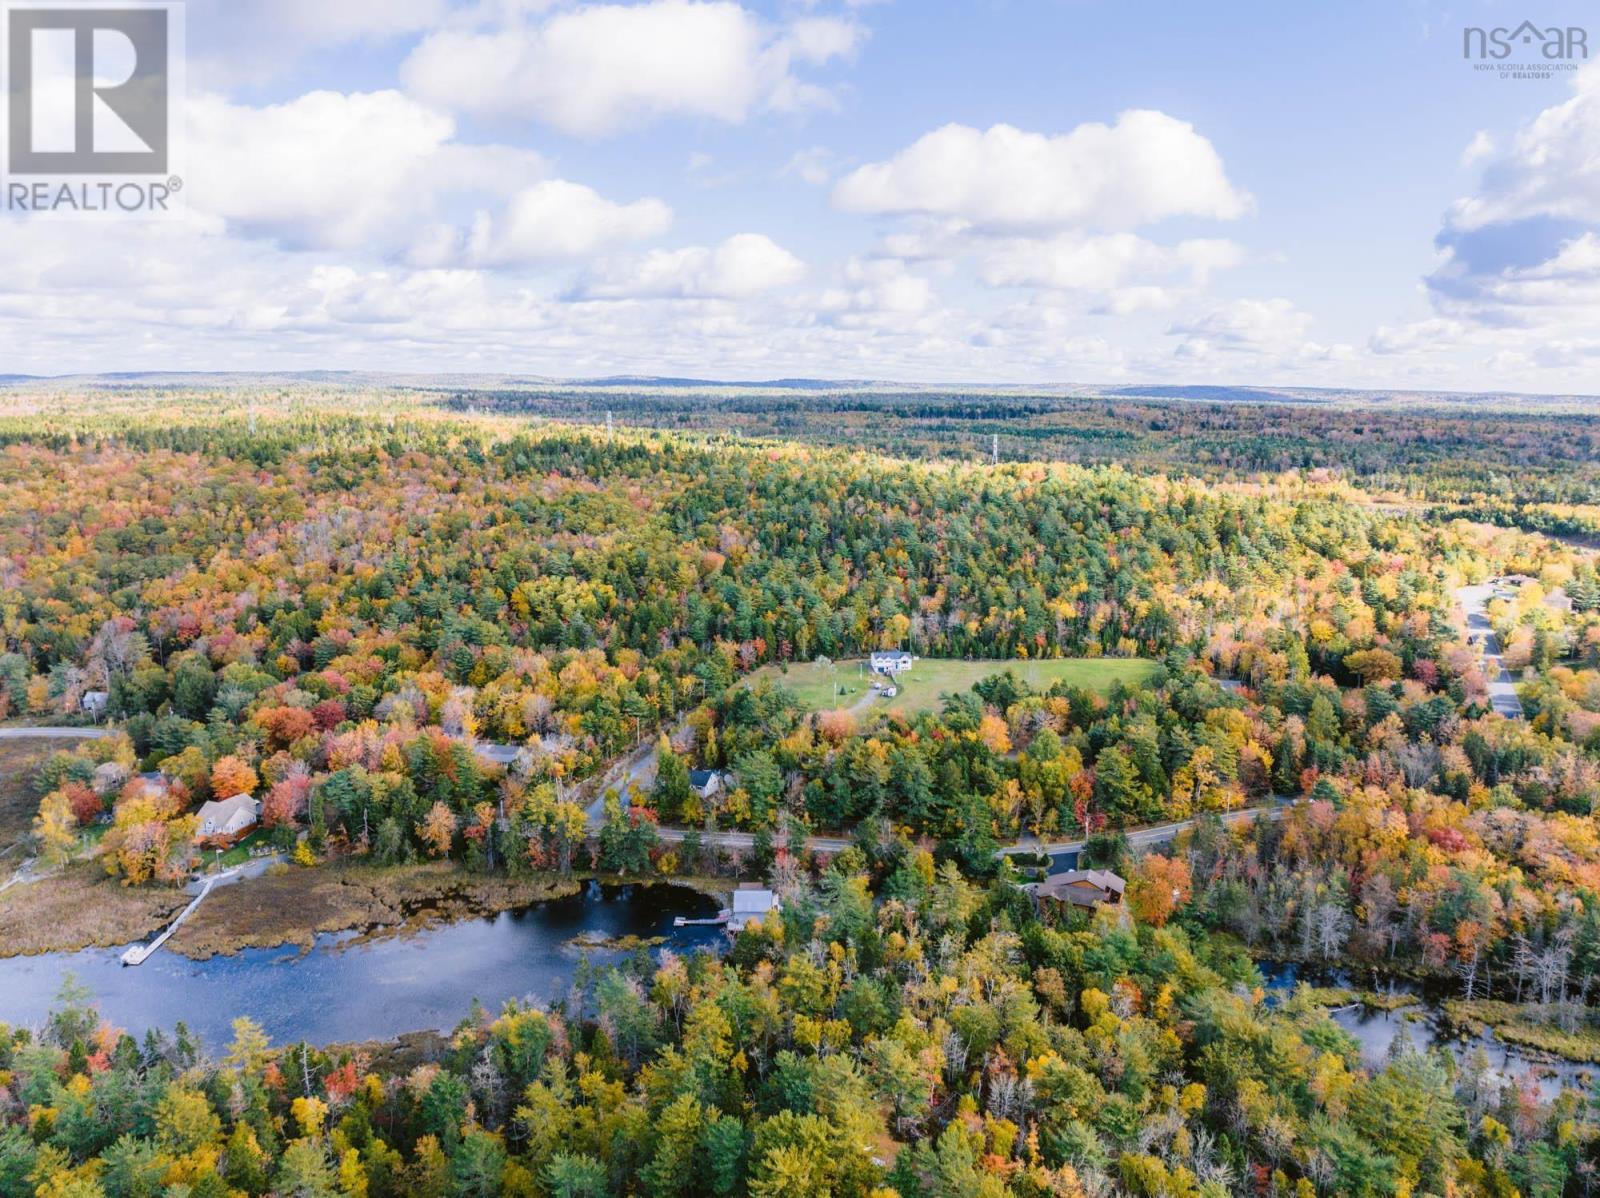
[726,884,779,934]
[688,769,723,800]
[80,690,109,718]
[869,650,913,676]
[194,794,260,844]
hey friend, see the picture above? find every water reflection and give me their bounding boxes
[0,882,722,1049]
[1260,961,1596,1100]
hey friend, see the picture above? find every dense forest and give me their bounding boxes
[437,386,1600,537]
[6,387,1600,1195]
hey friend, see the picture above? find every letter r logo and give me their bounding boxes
[7,6,167,173]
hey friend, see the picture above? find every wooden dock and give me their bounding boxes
[120,872,223,966]
[673,911,730,927]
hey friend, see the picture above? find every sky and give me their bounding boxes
[4,0,1600,392]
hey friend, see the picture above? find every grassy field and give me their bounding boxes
[749,656,1157,716]
[0,739,52,855]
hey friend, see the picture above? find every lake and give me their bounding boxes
[0,881,723,1049]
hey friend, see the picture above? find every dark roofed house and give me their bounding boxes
[1032,869,1126,912]
[869,650,914,675]
[688,769,723,799]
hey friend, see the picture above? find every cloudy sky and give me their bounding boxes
[5,0,1600,391]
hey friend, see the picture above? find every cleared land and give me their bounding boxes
[750,656,1157,716]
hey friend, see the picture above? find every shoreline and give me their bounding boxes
[0,859,735,962]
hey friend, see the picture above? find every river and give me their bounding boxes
[0,882,723,1049]
[1260,961,1596,1099]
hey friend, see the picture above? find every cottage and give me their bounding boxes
[1032,869,1125,912]
[80,690,109,718]
[194,794,260,845]
[869,650,913,676]
[688,769,723,800]
[726,883,779,934]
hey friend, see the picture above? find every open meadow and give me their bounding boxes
[748,655,1158,716]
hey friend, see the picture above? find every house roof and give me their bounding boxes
[731,885,777,914]
[688,769,720,787]
[196,793,259,826]
[1034,869,1125,902]
[473,743,521,765]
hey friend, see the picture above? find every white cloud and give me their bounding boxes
[1369,317,1469,356]
[1167,298,1330,362]
[189,90,555,256]
[817,258,935,327]
[1460,130,1495,168]
[573,233,805,298]
[979,233,1242,292]
[784,146,836,186]
[1420,64,1600,336]
[832,113,1250,232]
[1446,63,1600,231]
[402,0,863,137]
[444,180,673,268]
[189,91,670,270]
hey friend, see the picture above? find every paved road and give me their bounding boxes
[997,801,1287,872]
[0,726,109,740]
[1455,583,1525,719]
[647,801,1284,863]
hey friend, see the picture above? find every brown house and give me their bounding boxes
[1032,869,1126,912]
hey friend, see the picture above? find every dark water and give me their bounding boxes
[1260,961,1596,1099]
[0,882,722,1049]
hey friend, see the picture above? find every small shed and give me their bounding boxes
[80,691,109,718]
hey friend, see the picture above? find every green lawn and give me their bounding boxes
[211,828,272,869]
[748,656,1157,716]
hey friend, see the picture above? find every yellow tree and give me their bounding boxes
[33,791,77,866]
[419,802,457,858]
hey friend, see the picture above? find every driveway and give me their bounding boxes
[1455,583,1525,719]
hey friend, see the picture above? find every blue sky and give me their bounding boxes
[7,0,1600,391]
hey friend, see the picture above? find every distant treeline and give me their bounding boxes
[437,388,1600,518]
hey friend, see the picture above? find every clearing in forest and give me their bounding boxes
[748,656,1157,716]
